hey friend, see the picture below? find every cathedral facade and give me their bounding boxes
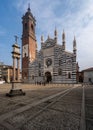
[22,7,77,84]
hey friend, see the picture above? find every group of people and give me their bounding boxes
[35,81,46,86]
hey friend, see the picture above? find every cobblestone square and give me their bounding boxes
[0,83,93,130]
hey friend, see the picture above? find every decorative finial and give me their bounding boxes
[41,35,44,42]
[73,36,77,53]
[28,3,31,12]
[62,29,66,50]
[14,35,19,44]
[54,27,57,37]
[73,36,76,46]
[48,35,50,39]
[54,27,57,44]
[62,29,65,41]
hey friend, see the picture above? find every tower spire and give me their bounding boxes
[41,35,44,49]
[54,27,57,44]
[28,3,31,12]
[73,36,76,46]
[73,36,77,54]
[41,35,44,43]
[62,29,65,42]
[48,35,50,39]
[62,29,66,50]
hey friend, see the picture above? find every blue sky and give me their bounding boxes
[0,0,93,70]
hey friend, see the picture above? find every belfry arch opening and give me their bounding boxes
[45,72,52,83]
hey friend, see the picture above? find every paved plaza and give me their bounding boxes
[0,83,93,130]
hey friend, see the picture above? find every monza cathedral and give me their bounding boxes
[22,6,78,84]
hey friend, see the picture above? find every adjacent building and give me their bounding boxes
[0,63,13,82]
[0,62,20,83]
[82,67,93,83]
[0,62,4,79]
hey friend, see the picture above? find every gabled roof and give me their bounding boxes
[42,37,56,49]
[45,38,55,45]
[45,37,54,43]
[82,67,93,72]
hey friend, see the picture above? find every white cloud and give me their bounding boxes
[15,0,93,70]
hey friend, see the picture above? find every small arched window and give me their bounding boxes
[39,70,41,76]
[24,53,26,57]
[25,23,27,30]
[39,63,41,68]
[68,72,71,79]
[59,60,61,66]
[32,75,34,80]
[31,24,34,31]
[58,68,62,75]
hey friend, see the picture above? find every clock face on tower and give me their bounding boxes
[46,58,52,67]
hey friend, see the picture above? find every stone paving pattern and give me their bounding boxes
[85,85,93,130]
[0,83,93,130]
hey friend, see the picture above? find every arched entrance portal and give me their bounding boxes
[45,72,52,83]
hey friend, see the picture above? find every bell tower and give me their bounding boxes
[22,5,37,80]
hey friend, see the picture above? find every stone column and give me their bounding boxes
[13,57,16,81]
[17,58,20,81]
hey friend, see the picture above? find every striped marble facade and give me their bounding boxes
[28,30,77,84]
